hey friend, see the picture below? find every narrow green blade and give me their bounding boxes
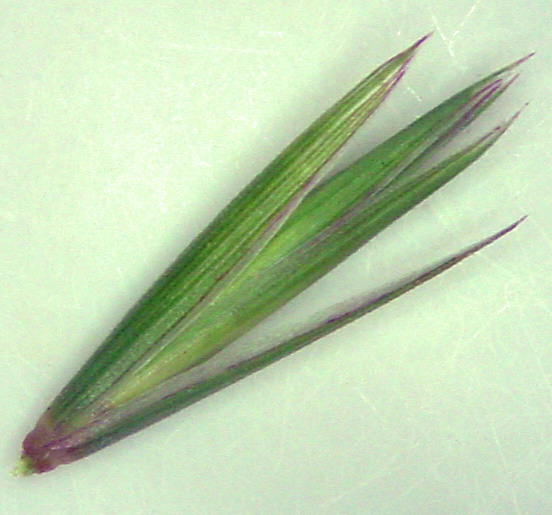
[16,218,523,471]
[48,37,425,423]
[101,107,520,407]
[17,41,529,476]
[99,58,527,406]
[253,56,529,262]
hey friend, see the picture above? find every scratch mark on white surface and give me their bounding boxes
[528,344,552,415]
[355,388,391,425]
[317,4,329,27]
[429,1,483,59]
[316,451,403,513]
[406,86,422,102]
[496,302,511,315]
[187,143,211,168]
[429,10,455,57]
[25,98,34,121]
[451,0,483,40]
[490,422,522,514]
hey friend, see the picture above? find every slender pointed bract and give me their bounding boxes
[49,35,426,421]
[16,37,530,475]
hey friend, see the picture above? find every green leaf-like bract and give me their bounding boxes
[17,36,529,475]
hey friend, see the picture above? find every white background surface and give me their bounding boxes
[1,1,551,513]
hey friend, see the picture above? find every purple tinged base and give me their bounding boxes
[20,413,79,474]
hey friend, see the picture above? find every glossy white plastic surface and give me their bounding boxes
[1,2,551,513]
